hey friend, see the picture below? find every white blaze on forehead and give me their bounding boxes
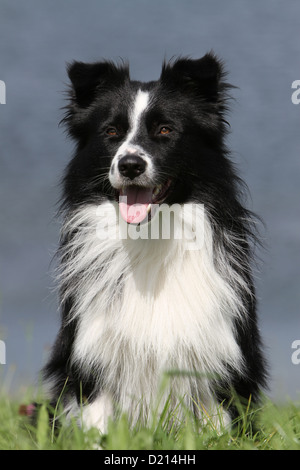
[109,89,151,187]
[130,89,150,134]
[116,89,150,157]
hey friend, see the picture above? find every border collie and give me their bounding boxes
[43,53,266,432]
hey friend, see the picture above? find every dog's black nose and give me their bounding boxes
[118,155,147,180]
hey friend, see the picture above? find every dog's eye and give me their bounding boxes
[106,127,118,136]
[159,126,172,135]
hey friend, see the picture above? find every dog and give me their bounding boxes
[43,53,267,432]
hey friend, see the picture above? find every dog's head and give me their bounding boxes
[62,54,231,223]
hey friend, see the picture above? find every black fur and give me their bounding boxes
[43,53,267,426]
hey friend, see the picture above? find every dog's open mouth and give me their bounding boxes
[116,179,173,224]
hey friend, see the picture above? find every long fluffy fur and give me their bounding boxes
[43,53,267,432]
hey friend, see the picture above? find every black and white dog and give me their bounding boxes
[43,53,266,432]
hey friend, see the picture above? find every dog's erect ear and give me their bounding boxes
[67,60,130,108]
[160,53,228,103]
[62,60,130,139]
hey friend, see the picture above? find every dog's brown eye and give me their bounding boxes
[159,126,172,135]
[106,127,118,136]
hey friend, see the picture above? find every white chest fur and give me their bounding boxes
[60,201,244,425]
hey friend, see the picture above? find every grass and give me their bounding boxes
[0,391,299,450]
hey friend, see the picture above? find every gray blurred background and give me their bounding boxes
[0,0,299,400]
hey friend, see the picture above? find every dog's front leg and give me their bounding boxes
[79,392,114,435]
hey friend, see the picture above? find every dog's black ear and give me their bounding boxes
[67,60,130,108]
[160,52,228,103]
[61,60,129,139]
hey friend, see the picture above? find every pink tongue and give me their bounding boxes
[119,187,152,224]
